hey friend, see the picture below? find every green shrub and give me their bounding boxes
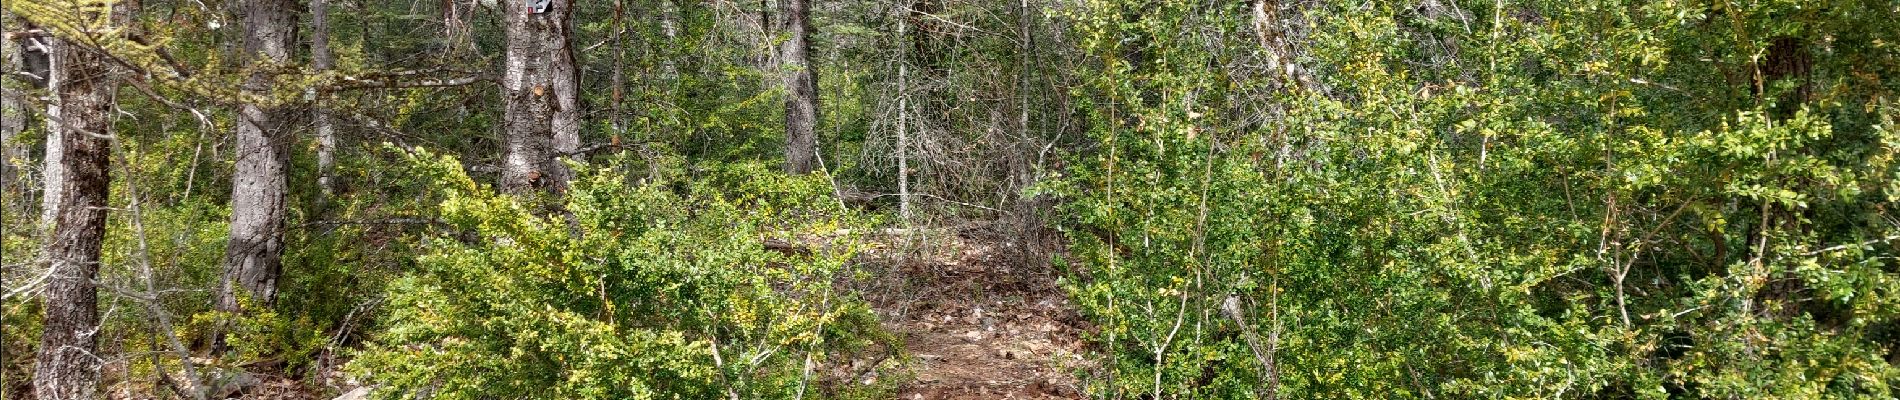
[1055,0,1900,398]
[350,150,888,399]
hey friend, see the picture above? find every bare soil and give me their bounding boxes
[859,233,1092,400]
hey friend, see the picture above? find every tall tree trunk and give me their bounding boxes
[895,5,910,223]
[778,0,816,174]
[658,0,680,80]
[218,0,297,318]
[311,0,336,199]
[39,37,64,232]
[1,24,25,213]
[33,18,118,400]
[609,0,623,140]
[500,0,578,194]
[1761,36,1811,119]
[549,26,580,182]
[756,0,772,69]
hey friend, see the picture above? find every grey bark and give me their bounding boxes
[1,24,25,212]
[658,0,680,80]
[218,0,298,316]
[33,17,117,400]
[311,0,336,198]
[500,0,578,194]
[550,25,580,176]
[895,7,910,223]
[39,36,63,231]
[778,0,817,174]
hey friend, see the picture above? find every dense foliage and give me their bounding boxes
[1057,0,1900,398]
[350,152,886,399]
[3,0,1898,398]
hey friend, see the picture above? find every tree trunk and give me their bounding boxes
[778,0,817,174]
[1,24,25,213]
[658,0,681,80]
[312,0,336,199]
[39,37,64,232]
[33,18,117,400]
[1761,36,1811,119]
[895,6,911,223]
[500,0,578,194]
[218,0,298,317]
[549,26,581,182]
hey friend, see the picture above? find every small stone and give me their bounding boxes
[333,387,373,400]
[960,330,983,342]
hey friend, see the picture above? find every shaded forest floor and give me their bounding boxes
[858,230,1093,400]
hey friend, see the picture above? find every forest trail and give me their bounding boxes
[862,232,1092,399]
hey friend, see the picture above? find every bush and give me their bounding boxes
[350,151,889,399]
[1055,0,1900,398]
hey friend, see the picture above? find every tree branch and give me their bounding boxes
[329,69,491,91]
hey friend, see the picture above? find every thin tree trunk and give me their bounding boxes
[218,0,298,318]
[658,0,680,80]
[311,0,337,199]
[778,0,816,174]
[609,0,624,141]
[500,0,578,194]
[757,0,772,70]
[1008,0,1044,267]
[895,7,910,223]
[33,14,118,400]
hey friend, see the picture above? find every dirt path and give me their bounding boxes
[860,235,1092,400]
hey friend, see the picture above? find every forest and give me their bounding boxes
[1,0,1898,398]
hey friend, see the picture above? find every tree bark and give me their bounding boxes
[778,0,817,174]
[658,0,681,80]
[549,24,581,182]
[1,23,25,213]
[1761,36,1811,119]
[895,6,911,223]
[311,0,336,199]
[500,0,579,194]
[609,0,624,139]
[33,16,118,400]
[218,0,298,317]
[39,36,64,232]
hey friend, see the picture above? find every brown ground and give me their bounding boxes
[859,232,1093,400]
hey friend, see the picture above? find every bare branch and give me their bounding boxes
[329,70,491,91]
